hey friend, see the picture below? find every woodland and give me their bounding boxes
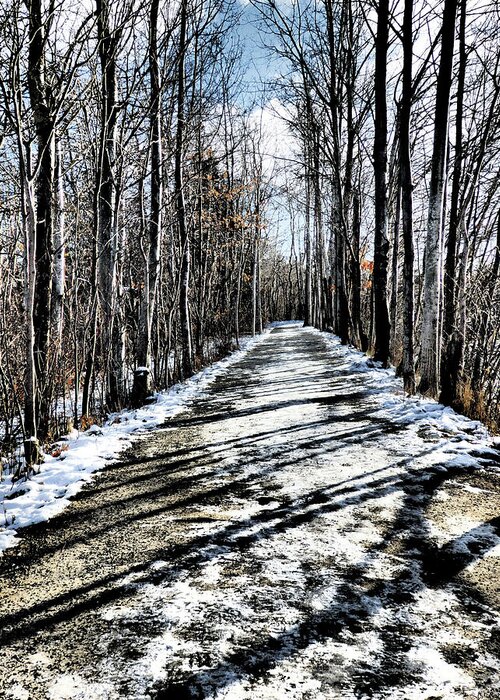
[0,0,499,473]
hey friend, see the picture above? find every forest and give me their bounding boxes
[0,0,499,474]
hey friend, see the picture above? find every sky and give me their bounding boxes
[236,3,277,103]
[233,2,301,251]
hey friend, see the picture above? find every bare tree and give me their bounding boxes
[399,0,416,393]
[132,0,163,404]
[419,0,459,396]
[372,0,391,366]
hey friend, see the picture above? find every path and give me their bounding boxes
[0,324,499,700]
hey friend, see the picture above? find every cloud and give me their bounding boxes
[248,98,298,178]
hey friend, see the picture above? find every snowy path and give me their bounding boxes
[1,324,499,700]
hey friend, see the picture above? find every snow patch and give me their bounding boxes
[48,674,115,700]
[0,332,270,555]
[15,324,499,699]
[407,645,476,695]
[5,686,31,700]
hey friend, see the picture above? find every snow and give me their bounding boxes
[406,645,476,697]
[48,675,115,700]
[5,686,30,700]
[4,323,500,699]
[0,332,270,555]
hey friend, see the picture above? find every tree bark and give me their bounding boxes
[373,0,391,366]
[22,162,40,467]
[399,0,416,394]
[175,0,193,378]
[419,0,458,396]
[313,125,325,330]
[303,136,313,327]
[352,190,367,350]
[324,0,350,344]
[96,0,121,410]
[389,185,400,358]
[440,0,466,405]
[133,0,163,405]
[52,139,65,349]
[27,0,55,437]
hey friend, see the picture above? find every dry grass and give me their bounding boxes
[460,380,499,435]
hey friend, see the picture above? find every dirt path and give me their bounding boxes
[0,324,499,700]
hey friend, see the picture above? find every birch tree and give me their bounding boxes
[418,0,459,396]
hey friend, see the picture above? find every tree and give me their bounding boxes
[399,0,416,393]
[175,0,194,378]
[132,0,163,405]
[95,0,124,410]
[26,0,56,441]
[372,0,391,366]
[418,0,459,396]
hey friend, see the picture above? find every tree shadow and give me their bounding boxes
[1,325,496,697]
[0,411,406,571]
[147,463,499,699]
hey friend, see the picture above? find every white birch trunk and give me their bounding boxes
[52,140,65,347]
[418,0,458,396]
[23,174,40,466]
[420,187,446,395]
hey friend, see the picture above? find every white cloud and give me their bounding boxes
[248,98,298,178]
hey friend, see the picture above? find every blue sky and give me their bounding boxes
[235,2,284,106]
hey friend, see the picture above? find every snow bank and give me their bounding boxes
[315,329,495,454]
[0,332,270,555]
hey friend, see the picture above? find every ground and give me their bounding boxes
[0,323,499,700]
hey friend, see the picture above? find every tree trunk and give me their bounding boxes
[335,218,350,344]
[325,0,350,343]
[373,0,391,366]
[419,0,458,396]
[96,0,121,410]
[51,139,65,349]
[252,194,261,336]
[27,0,55,437]
[22,167,40,468]
[175,0,193,378]
[399,0,416,394]
[133,0,162,405]
[313,126,325,330]
[440,0,466,405]
[352,190,368,350]
[389,185,400,358]
[256,240,263,333]
[304,155,313,327]
[235,232,247,347]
